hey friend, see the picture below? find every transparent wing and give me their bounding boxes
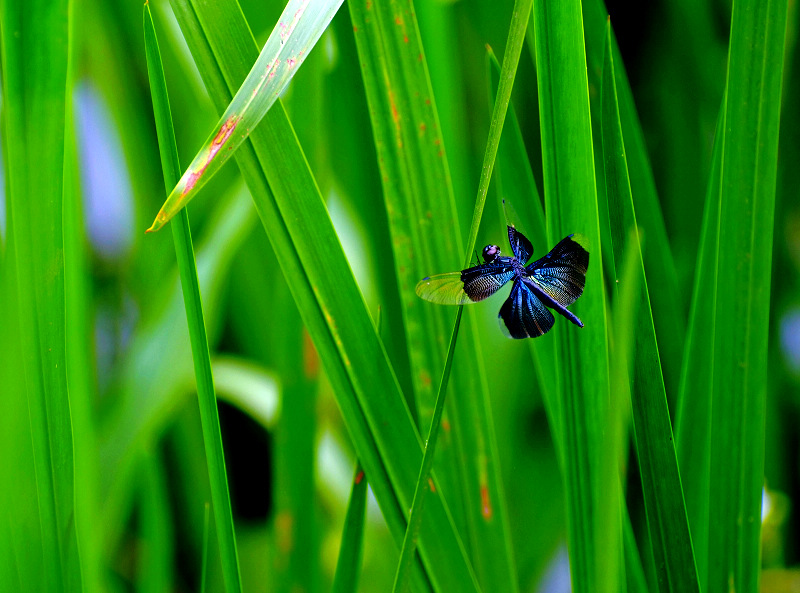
[526,234,589,307]
[416,263,514,305]
[415,272,474,305]
[498,279,555,339]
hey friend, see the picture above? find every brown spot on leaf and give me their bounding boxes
[276,511,294,552]
[303,330,319,379]
[420,371,432,387]
[481,485,493,519]
[182,115,240,196]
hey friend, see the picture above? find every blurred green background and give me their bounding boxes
[1,0,798,591]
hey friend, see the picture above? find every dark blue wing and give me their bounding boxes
[498,279,555,339]
[507,225,534,264]
[525,235,589,307]
[502,200,534,263]
[416,262,514,305]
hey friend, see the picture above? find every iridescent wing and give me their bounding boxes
[526,234,589,307]
[416,262,514,305]
[507,225,533,264]
[498,278,555,339]
[503,199,534,263]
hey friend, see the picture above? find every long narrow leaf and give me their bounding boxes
[581,1,685,396]
[147,0,344,232]
[674,102,725,591]
[603,230,642,593]
[63,52,103,593]
[601,22,699,593]
[530,1,613,591]
[349,0,519,588]
[393,307,463,593]
[331,463,368,593]
[143,7,242,592]
[169,1,482,590]
[708,0,788,590]
[0,0,80,590]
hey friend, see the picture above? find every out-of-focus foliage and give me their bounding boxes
[0,0,797,591]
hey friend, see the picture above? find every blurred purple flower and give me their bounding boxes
[75,82,134,258]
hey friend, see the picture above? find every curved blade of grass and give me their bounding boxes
[144,7,242,592]
[349,0,521,589]
[168,1,482,590]
[331,462,368,593]
[601,22,700,593]
[707,0,788,590]
[0,0,80,590]
[531,1,613,591]
[392,307,463,593]
[581,0,685,397]
[147,0,344,232]
[673,102,725,591]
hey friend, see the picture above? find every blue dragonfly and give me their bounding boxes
[415,207,589,338]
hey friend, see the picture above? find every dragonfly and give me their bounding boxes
[415,208,589,339]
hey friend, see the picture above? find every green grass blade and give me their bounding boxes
[201,503,211,593]
[273,330,318,591]
[331,462,368,593]
[169,1,481,590]
[531,1,613,591]
[147,0,344,232]
[604,230,642,593]
[347,0,463,426]
[137,451,175,593]
[581,2,685,397]
[144,8,242,591]
[0,1,80,590]
[674,102,725,591]
[392,307,463,593]
[349,0,520,589]
[463,0,532,265]
[601,22,700,593]
[708,0,788,590]
[63,89,103,593]
[0,229,44,593]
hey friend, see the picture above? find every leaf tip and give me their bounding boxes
[146,213,167,234]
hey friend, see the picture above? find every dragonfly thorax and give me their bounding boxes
[482,244,501,263]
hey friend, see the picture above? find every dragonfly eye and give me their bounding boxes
[482,244,500,263]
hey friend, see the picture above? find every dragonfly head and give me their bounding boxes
[482,244,501,263]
